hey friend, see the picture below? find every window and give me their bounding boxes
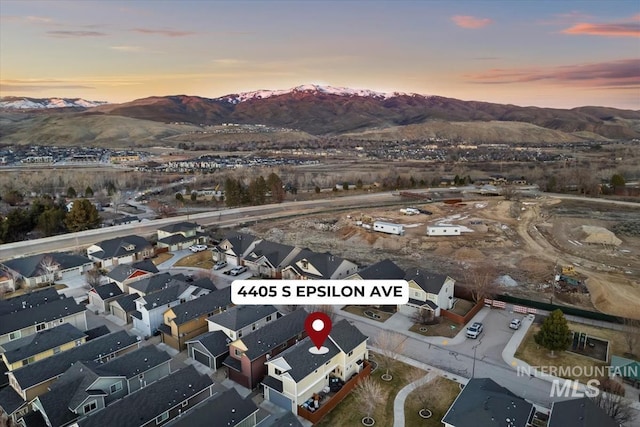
[238,331,243,338]
[138,373,144,380]
[9,331,21,341]
[182,401,188,408]
[110,381,123,394]
[266,315,272,322]
[252,324,257,331]
[348,350,354,357]
[36,323,46,331]
[156,411,169,424]
[281,342,287,349]
[21,357,34,366]
[83,401,97,414]
[234,348,243,357]
[275,368,282,375]
[59,319,64,324]
[53,347,61,355]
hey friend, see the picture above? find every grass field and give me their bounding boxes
[404,376,461,427]
[342,306,393,323]
[174,251,214,269]
[410,318,460,338]
[449,299,475,316]
[152,252,174,265]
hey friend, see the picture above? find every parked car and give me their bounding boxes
[509,319,522,330]
[189,244,208,252]
[213,260,228,270]
[466,322,484,339]
[229,266,248,276]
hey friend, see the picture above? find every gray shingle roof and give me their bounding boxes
[273,336,340,381]
[93,345,171,379]
[141,284,188,310]
[158,222,199,233]
[224,232,257,256]
[89,235,151,259]
[111,293,140,313]
[19,410,47,427]
[0,323,87,364]
[270,411,304,427]
[442,378,534,427]
[187,330,229,357]
[170,287,232,325]
[207,305,278,331]
[85,325,110,340]
[128,272,185,294]
[1,253,93,278]
[328,319,367,354]
[0,385,26,415]
[11,330,138,389]
[169,388,258,427]
[357,259,405,279]
[157,234,191,245]
[548,397,618,427]
[408,298,438,309]
[91,282,123,300]
[0,288,60,316]
[107,260,158,283]
[288,249,350,279]
[404,268,449,294]
[77,365,213,427]
[0,297,85,336]
[246,241,298,268]
[190,277,218,292]
[36,373,87,427]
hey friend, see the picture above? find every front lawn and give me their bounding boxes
[342,306,393,323]
[410,317,460,338]
[152,252,174,265]
[173,251,214,269]
[316,357,420,427]
[404,376,461,427]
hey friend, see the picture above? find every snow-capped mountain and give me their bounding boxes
[216,84,420,104]
[0,97,108,110]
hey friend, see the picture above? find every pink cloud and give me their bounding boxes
[562,15,640,37]
[131,28,196,37]
[452,15,493,29]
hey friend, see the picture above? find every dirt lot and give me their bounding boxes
[245,196,640,319]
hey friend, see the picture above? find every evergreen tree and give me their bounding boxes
[3,208,31,242]
[67,186,77,198]
[266,173,285,203]
[611,174,626,188]
[534,309,572,357]
[224,177,241,206]
[248,176,267,205]
[356,179,363,189]
[175,193,184,202]
[37,207,67,236]
[85,186,94,197]
[64,199,101,232]
[315,186,321,194]
[190,192,197,202]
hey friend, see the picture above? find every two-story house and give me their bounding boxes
[106,260,159,294]
[126,272,187,297]
[31,346,171,427]
[213,233,261,266]
[159,288,232,351]
[262,320,368,414]
[70,366,214,427]
[108,293,141,325]
[87,282,123,314]
[0,252,94,289]
[185,305,280,371]
[400,268,455,318]
[282,250,358,280]
[169,388,259,427]
[548,396,618,427]
[86,235,154,268]
[0,323,87,371]
[156,222,207,251]
[346,259,406,281]
[224,309,307,390]
[243,241,301,278]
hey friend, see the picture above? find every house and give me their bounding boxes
[508,176,528,185]
[159,287,233,351]
[109,293,141,324]
[213,233,261,266]
[427,225,461,236]
[442,378,534,427]
[206,305,280,341]
[156,221,207,251]
[70,365,214,427]
[169,388,259,427]
[399,268,455,318]
[282,249,358,280]
[185,331,230,372]
[87,282,123,314]
[610,355,640,387]
[489,175,508,185]
[548,396,618,427]
[31,346,171,427]
[0,323,87,371]
[126,272,187,297]
[111,215,140,226]
[0,292,87,346]
[243,241,301,278]
[335,183,356,190]
[86,235,154,268]
[224,309,307,390]
[262,319,368,415]
[106,260,159,294]
[133,283,210,338]
[6,330,138,405]
[0,252,94,288]
[346,259,405,280]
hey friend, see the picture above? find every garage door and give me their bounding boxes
[193,349,211,367]
[60,267,81,280]
[268,389,292,412]
[398,304,416,316]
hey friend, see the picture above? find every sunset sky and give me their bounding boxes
[1,0,638,109]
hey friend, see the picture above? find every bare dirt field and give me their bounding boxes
[243,196,640,319]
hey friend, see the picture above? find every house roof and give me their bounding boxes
[356,259,405,280]
[0,323,87,364]
[128,272,184,295]
[111,293,140,313]
[288,249,351,279]
[187,330,229,357]
[190,277,218,292]
[442,378,534,427]
[0,296,85,336]
[141,284,188,310]
[272,336,340,382]
[76,366,213,427]
[19,410,47,427]
[328,319,368,354]
[112,215,139,225]
[91,282,123,300]
[107,260,158,283]
[208,305,278,331]
[169,287,232,326]
[611,355,640,381]
[224,232,257,256]
[92,345,170,379]
[230,309,307,361]
[408,298,438,309]
[245,241,298,268]
[168,387,258,427]
[10,330,138,389]
[85,325,110,340]
[270,411,305,427]
[89,235,151,259]
[158,234,191,245]
[0,288,60,316]
[261,375,283,393]
[0,385,26,415]
[1,252,93,278]
[158,221,199,233]
[404,268,449,294]
[549,397,618,427]
[37,374,86,427]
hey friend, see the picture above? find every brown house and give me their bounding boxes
[224,309,307,390]
[160,288,232,351]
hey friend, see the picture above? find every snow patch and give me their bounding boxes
[0,97,108,109]
[496,275,518,288]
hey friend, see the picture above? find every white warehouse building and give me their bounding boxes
[427,225,461,236]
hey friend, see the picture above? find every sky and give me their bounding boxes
[0,0,639,109]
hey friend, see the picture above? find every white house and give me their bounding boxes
[427,225,461,236]
[156,222,207,252]
[399,268,455,317]
[213,233,261,266]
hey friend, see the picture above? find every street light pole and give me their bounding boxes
[472,346,477,378]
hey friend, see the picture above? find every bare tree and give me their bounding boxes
[501,185,518,201]
[412,308,436,325]
[85,268,103,288]
[353,376,385,425]
[622,318,640,357]
[405,368,432,412]
[39,256,60,284]
[307,305,336,322]
[592,378,633,425]
[461,263,498,303]
[373,331,406,380]
[111,191,126,214]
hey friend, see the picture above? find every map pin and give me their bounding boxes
[305,312,332,353]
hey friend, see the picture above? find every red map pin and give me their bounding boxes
[305,312,332,350]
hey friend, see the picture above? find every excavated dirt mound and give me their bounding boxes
[452,247,485,261]
[578,225,622,246]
